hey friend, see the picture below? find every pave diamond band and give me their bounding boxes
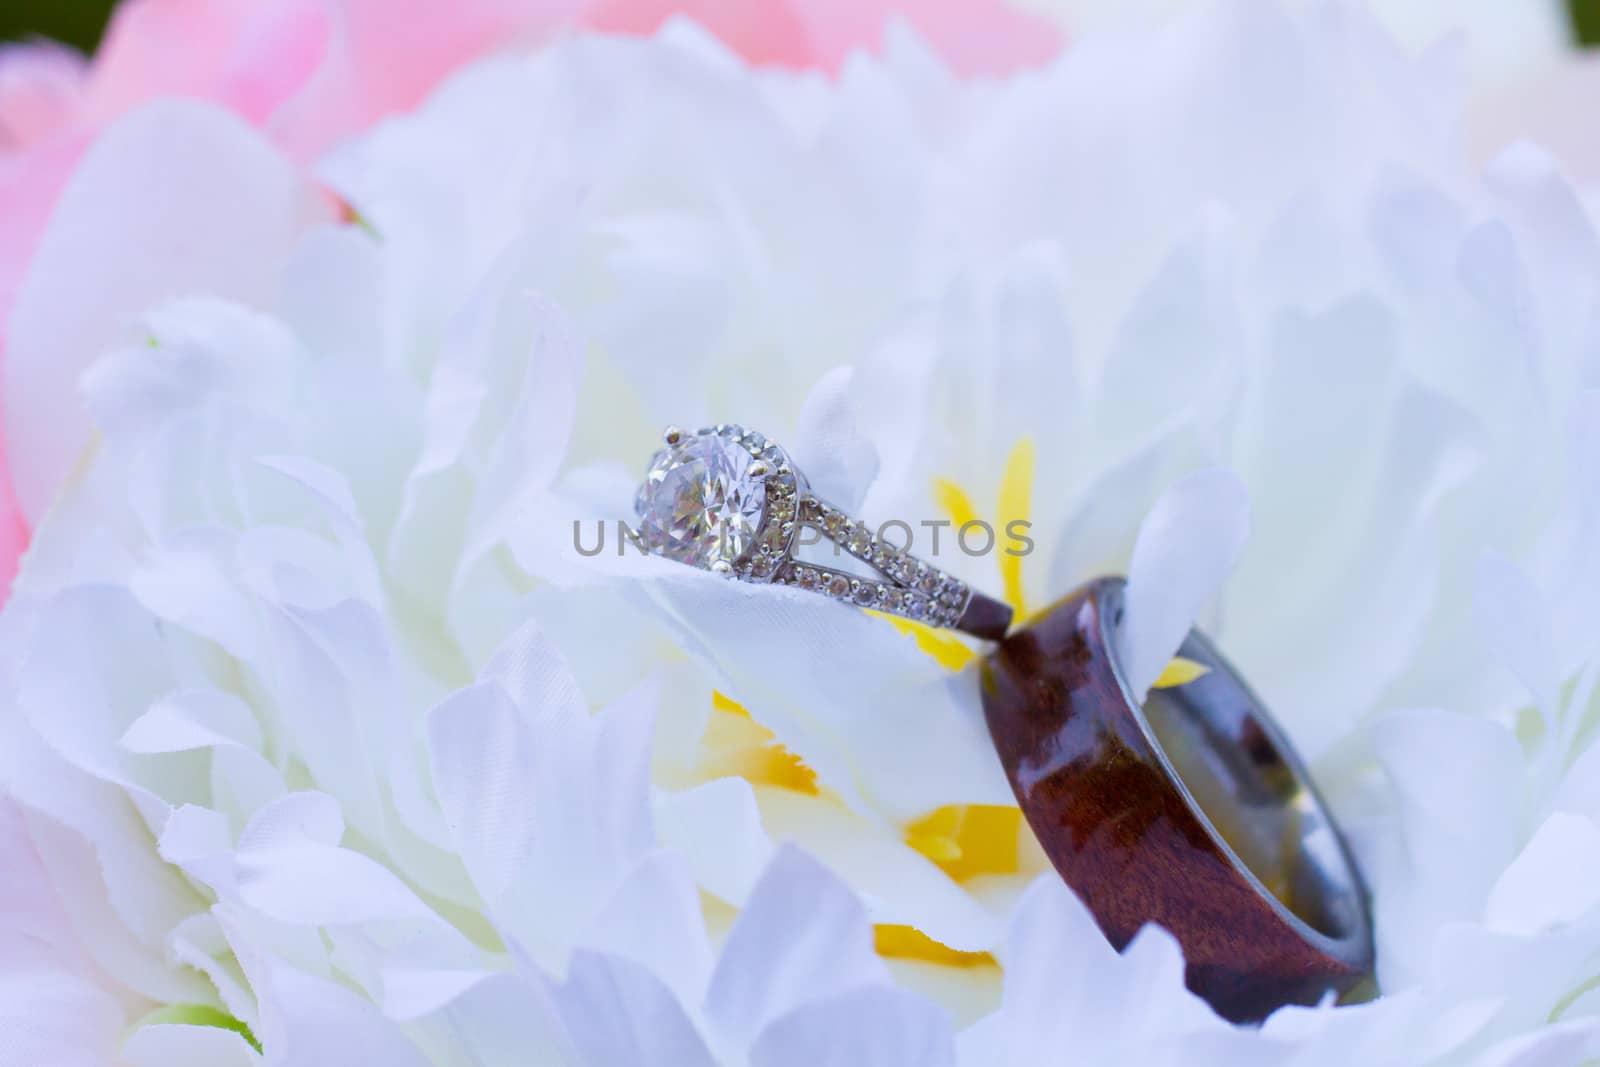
[775,497,974,631]
[635,424,1014,640]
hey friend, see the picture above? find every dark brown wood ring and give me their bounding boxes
[980,576,1374,1022]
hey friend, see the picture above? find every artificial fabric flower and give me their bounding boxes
[4,2,1600,1063]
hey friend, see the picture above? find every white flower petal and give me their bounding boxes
[636,569,1011,819]
[236,793,436,926]
[655,777,774,908]
[584,851,714,1005]
[256,958,429,1067]
[705,844,888,1052]
[396,969,574,1063]
[1045,425,1197,592]
[1473,553,1560,729]
[424,680,539,906]
[750,986,956,1067]
[157,805,235,896]
[754,786,1004,953]
[986,877,1224,1063]
[1474,1018,1600,1067]
[120,691,262,756]
[792,366,881,513]
[426,623,657,962]
[0,973,126,1067]
[121,1024,260,1067]
[5,100,319,521]
[1096,225,1239,454]
[552,951,716,1067]
[1484,812,1600,936]
[1117,469,1252,700]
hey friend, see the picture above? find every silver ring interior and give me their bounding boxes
[1094,579,1375,970]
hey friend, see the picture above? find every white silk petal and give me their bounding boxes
[426,622,657,965]
[655,777,774,908]
[584,851,714,1006]
[234,792,442,927]
[1117,469,1252,701]
[1473,553,1560,732]
[4,100,320,521]
[753,786,1004,954]
[121,1025,260,1067]
[704,844,888,1052]
[1484,812,1600,936]
[634,568,1012,819]
[750,986,956,1067]
[982,877,1224,1065]
[555,951,718,1065]
[256,958,429,1067]
[0,973,126,1067]
[792,366,881,514]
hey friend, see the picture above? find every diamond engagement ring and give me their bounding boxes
[634,424,1015,640]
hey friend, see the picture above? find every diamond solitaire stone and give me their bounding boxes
[641,433,767,566]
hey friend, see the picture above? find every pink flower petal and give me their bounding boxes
[270,0,585,162]
[80,0,267,123]
[218,0,332,125]
[1468,54,1600,186]
[888,2,1062,76]
[0,41,89,150]
[0,431,25,602]
[584,0,1062,74]
[3,100,324,524]
[586,0,814,68]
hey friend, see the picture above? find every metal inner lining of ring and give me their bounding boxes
[1097,582,1371,955]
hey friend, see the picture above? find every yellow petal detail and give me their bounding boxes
[933,477,980,532]
[701,691,818,795]
[905,832,964,863]
[904,804,1022,882]
[874,924,997,969]
[869,612,979,672]
[997,437,1034,618]
[131,1005,260,1052]
[1150,656,1211,689]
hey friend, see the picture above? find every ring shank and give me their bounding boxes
[776,494,1014,639]
[956,590,1014,641]
[980,576,1373,1021]
[1139,625,1366,946]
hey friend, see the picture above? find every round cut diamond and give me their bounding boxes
[642,434,767,566]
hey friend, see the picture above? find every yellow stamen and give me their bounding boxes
[869,613,979,672]
[701,691,818,795]
[996,438,1034,618]
[925,441,1197,686]
[905,804,1022,882]
[1150,656,1211,689]
[933,477,980,533]
[874,924,997,968]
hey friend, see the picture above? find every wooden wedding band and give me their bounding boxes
[980,576,1374,1021]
